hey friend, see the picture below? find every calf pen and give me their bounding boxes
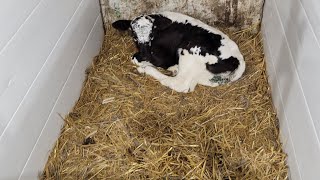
[42,26,287,179]
[1,0,319,179]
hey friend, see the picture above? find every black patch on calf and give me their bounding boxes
[124,14,236,72]
[149,28,185,68]
[206,56,240,74]
[133,52,145,62]
[149,15,173,31]
[178,25,223,57]
[150,45,179,68]
[145,15,224,69]
[112,20,132,31]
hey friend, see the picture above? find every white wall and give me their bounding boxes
[262,0,320,179]
[0,0,104,179]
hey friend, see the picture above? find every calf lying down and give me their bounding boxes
[112,11,245,93]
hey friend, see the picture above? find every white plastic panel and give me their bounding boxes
[0,0,81,133]
[0,0,103,179]
[20,14,104,180]
[0,0,41,50]
[262,0,320,179]
[274,0,320,139]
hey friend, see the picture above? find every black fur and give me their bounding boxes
[112,20,131,31]
[206,57,240,74]
[113,14,240,74]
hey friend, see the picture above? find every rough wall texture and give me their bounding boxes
[99,0,264,30]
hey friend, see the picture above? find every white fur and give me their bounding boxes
[131,16,154,43]
[167,65,179,76]
[203,54,219,65]
[132,12,245,93]
[138,50,221,93]
[190,46,201,55]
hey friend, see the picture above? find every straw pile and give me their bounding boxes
[42,25,288,179]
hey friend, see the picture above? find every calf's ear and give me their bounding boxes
[112,20,132,31]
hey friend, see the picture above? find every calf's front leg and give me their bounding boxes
[138,65,194,93]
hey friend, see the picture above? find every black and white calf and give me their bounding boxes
[112,11,245,93]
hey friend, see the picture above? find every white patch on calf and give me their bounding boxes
[204,54,219,64]
[187,46,218,65]
[190,46,201,55]
[138,48,245,93]
[132,57,153,68]
[189,46,219,65]
[140,49,220,93]
[218,38,243,60]
[131,16,154,43]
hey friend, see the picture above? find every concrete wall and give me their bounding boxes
[0,0,104,179]
[262,0,320,179]
[99,0,264,30]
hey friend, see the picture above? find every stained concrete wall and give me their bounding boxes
[99,0,264,30]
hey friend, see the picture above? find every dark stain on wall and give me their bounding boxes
[232,0,238,24]
[225,0,231,25]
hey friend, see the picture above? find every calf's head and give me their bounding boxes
[112,15,156,60]
[112,15,154,45]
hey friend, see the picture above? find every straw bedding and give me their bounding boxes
[42,25,288,179]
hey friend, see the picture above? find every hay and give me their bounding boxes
[42,25,288,179]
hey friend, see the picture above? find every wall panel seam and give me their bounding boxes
[0,0,43,54]
[297,0,320,48]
